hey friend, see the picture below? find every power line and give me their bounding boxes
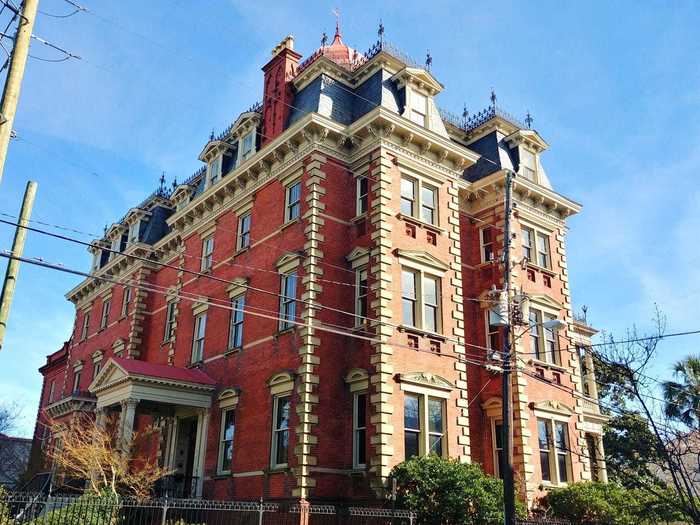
[0,216,501,356]
[0,250,495,368]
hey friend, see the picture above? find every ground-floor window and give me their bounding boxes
[537,418,571,484]
[218,409,235,474]
[403,392,446,459]
[271,395,290,468]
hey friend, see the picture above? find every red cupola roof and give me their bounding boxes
[319,21,360,69]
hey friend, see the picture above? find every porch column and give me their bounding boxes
[118,398,139,449]
[595,434,608,483]
[95,408,107,429]
[192,408,210,497]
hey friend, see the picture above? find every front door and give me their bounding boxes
[173,417,198,497]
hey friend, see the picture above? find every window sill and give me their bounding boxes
[398,325,445,341]
[526,263,556,277]
[188,360,204,369]
[274,327,296,339]
[212,472,231,480]
[224,347,241,356]
[268,465,289,473]
[396,213,444,234]
[281,217,301,230]
[233,246,250,257]
[529,358,567,373]
[160,339,173,347]
[351,213,368,223]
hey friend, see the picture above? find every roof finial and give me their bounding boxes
[490,88,497,108]
[332,8,341,39]
[525,110,533,129]
[462,103,469,126]
[209,128,215,141]
[425,50,432,70]
[378,19,385,43]
[321,31,328,47]
[159,171,166,191]
[171,177,178,190]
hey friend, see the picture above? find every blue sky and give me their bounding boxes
[0,0,698,437]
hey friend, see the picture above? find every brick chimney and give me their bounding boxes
[261,35,301,145]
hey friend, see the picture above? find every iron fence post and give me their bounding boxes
[160,496,169,525]
[258,496,264,525]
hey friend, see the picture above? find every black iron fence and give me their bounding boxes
[0,492,416,525]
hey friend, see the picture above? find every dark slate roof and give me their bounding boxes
[462,130,517,182]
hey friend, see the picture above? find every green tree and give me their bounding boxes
[388,455,523,525]
[545,482,687,525]
[662,355,700,428]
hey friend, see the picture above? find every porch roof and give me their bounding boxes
[89,358,216,410]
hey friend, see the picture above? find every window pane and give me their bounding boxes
[428,398,443,433]
[356,393,366,427]
[222,442,233,471]
[404,431,419,458]
[429,434,442,456]
[538,419,549,449]
[494,422,503,450]
[555,422,568,450]
[357,429,366,465]
[224,411,235,441]
[404,395,420,430]
[540,451,551,481]
[557,453,569,483]
[424,305,437,332]
[400,178,414,198]
[402,299,416,326]
[420,186,436,224]
[423,276,437,304]
[276,431,288,464]
[277,397,290,429]
[402,271,416,299]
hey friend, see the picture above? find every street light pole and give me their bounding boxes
[501,170,516,525]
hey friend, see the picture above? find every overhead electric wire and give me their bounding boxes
[0,217,501,356]
[0,250,496,368]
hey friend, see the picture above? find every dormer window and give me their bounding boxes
[520,148,537,181]
[91,250,101,271]
[410,92,427,126]
[109,237,121,259]
[128,221,140,245]
[240,132,255,162]
[208,155,222,186]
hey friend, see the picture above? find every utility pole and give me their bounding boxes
[0,0,40,185]
[0,179,37,350]
[500,170,515,525]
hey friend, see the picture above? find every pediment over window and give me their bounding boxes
[226,278,249,298]
[198,139,231,163]
[391,67,443,95]
[345,368,369,392]
[275,252,301,273]
[481,396,502,418]
[527,294,565,312]
[267,371,295,395]
[398,372,453,392]
[346,247,369,263]
[395,249,449,273]
[504,129,549,153]
[218,388,240,409]
[531,400,574,417]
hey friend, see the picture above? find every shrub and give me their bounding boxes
[28,492,120,525]
[544,482,687,525]
[389,455,524,525]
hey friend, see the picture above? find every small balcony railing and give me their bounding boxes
[154,475,199,499]
[45,390,96,419]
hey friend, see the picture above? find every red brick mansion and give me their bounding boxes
[29,26,607,505]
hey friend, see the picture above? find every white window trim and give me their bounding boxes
[217,408,235,475]
[354,266,368,326]
[537,417,573,486]
[519,222,553,270]
[201,236,214,272]
[237,213,251,251]
[81,312,90,340]
[191,312,207,363]
[528,305,561,365]
[127,220,140,245]
[100,300,110,329]
[491,418,503,479]
[400,267,442,333]
[164,301,177,342]
[479,227,495,263]
[352,391,367,469]
[406,88,429,127]
[519,146,538,182]
[208,155,222,187]
[284,180,302,223]
[228,294,245,350]
[400,380,450,459]
[239,131,255,163]
[399,176,439,227]
[355,176,369,216]
[270,394,291,469]
[278,272,297,331]
[121,286,131,317]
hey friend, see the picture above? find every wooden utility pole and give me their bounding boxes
[500,170,515,525]
[0,0,39,185]
[0,180,37,350]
